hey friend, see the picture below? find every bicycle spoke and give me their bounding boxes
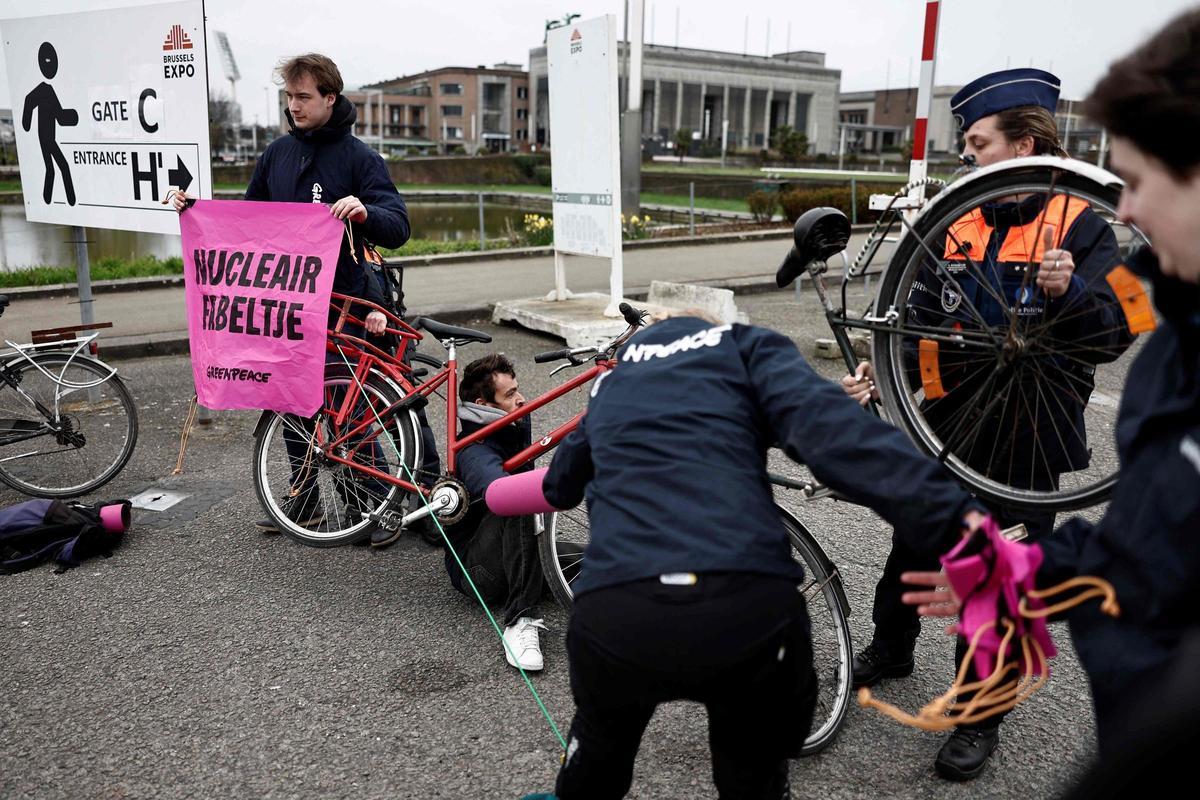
[1029,371,1079,482]
[892,213,1001,342]
[1010,373,1060,490]
[934,364,1012,462]
[942,225,1013,313]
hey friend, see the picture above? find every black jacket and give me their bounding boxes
[245,96,410,307]
[543,317,977,596]
[1038,249,1200,753]
[444,402,533,553]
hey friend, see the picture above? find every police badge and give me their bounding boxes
[941,282,963,313]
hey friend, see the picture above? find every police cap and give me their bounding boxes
[950,68,1061,132]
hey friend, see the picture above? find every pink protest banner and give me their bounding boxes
[179,200,345,416]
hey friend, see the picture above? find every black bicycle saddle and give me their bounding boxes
[417,317,492,344]
[775,207,851,288]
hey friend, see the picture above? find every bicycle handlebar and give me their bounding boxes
[618,302,645,328]
[534,348,573,364]
[533,303,647,367]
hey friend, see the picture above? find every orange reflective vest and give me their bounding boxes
[942,195,1090,264]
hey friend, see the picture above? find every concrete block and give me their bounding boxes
[813,338,840,359]
[493,292,670,349]
[647,280,745,324]
[812,333,871,362]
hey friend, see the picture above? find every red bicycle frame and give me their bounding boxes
[315,293,616,498]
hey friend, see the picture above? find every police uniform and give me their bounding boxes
[542,317,977,799]
[864,69,1133,775]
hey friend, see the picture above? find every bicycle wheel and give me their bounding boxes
[539,506,589,609]
[781,507,853,756]
[0,352,138,497]
[252,364,420,547]
[872,159,1153,512]
[538,503,852,755]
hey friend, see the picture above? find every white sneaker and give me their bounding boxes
[502,617,547,671]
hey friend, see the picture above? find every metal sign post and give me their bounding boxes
[620,0,645,216]
[70,225,99,402]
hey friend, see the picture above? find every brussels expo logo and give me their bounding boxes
[570,28,582,54]
[161,23,196,79]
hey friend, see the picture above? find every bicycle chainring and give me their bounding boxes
[429,477,470,525]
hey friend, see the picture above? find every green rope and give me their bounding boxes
[333,339,568,752]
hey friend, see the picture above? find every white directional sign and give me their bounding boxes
[2,0,212,235]
[547,15,622,259]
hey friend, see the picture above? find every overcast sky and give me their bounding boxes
[1,0,1193,125]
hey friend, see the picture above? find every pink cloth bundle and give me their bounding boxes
[99,503,131,533]
[941,516,1054,679]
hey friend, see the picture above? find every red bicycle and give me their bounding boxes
[250,294,645,550]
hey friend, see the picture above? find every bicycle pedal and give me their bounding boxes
[377,509,405,532]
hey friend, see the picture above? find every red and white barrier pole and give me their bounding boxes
[869,0,941,214]
[908,0,941,205]
[912,1,940,206]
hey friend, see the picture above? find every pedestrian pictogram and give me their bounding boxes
[20,42,78,206]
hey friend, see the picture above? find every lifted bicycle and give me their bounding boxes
[776,156,1154,513]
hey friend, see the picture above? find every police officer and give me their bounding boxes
[540,311,985,799]
[904,10,1200,766]
[844,68,1134,780]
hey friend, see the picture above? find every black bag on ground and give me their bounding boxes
[0,498,131,574]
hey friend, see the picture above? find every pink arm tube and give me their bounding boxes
[485,468,557,516]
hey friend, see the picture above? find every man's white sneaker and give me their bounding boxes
[502,617,547,671]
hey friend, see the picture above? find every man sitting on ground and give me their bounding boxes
[441,354,546,671]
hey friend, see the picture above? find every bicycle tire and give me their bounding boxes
[0,352,138,497]
[871,159,1150,512]
[538,506,587,609]
[782,507,853,756]
[538,503,853,755]
[252,364,421,547]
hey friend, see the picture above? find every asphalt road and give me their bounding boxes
[0,287,1112,800]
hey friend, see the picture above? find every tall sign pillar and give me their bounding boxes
[619,0,644,216]
[547,15,624,316]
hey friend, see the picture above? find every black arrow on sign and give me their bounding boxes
[167,156,193,192]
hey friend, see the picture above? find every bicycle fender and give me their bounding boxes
[252,409,275,440]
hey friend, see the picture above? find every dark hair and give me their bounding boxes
[275,53,343,97]
[459,353,516,404]
[1084,8,1200,178]
[994,105,1067,157]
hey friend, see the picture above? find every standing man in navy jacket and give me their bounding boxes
[172,54,434,535]
[541,312,986,799]
[173,53,410,324]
